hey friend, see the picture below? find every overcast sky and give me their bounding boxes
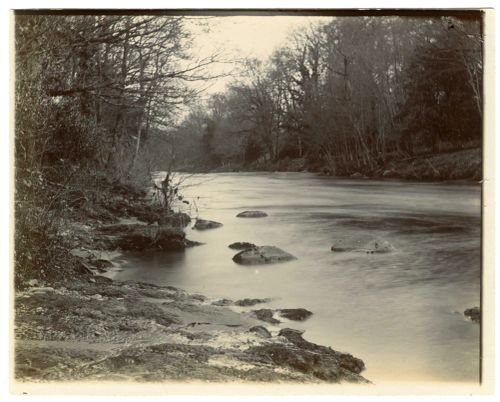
[187,15,334,95]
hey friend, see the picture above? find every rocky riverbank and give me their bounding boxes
[14,181,369,384]
[15,279,367,383]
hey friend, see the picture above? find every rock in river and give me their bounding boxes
[100,224,189,251]
[234,298,270,307]
[252,309,280,324]
[236,210,268,218]
[331,237,393,254]
[232,246,297,265]
[278,308,313,321]
[464,306,480,323]
[228,242,257,250]
[193,218,223,230]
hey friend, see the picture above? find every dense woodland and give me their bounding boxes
[172,16,483,173]
[15,13,482,285]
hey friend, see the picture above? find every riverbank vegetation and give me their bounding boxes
[15,14,220,286]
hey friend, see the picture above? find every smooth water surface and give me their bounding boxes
[109,173,481,384]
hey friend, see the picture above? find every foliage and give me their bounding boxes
[171,15,482,174]
[14,14,219,286]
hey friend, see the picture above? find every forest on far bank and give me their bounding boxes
[170,15,483,176]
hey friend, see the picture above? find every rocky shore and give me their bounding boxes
[15,279,367,383]
[14,182,369,384]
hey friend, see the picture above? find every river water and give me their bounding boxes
[109,172,481,384]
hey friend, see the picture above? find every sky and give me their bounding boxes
[187,15,334,95]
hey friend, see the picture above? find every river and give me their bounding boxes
[109,172,481,384]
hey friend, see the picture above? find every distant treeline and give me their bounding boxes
[171,15,482,175]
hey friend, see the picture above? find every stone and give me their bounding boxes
[27,279,39,287]
[93,259,113,269]
[30,287,54,293]
[232,246,297,265]
[228,242,257,250]
[107,224,188,251]
[234,298,270,307]
[193,219,223,230]
[249,325,272,338]
[236,211,268,218]
[249,328,367,383]
[94,275,113,284]
[278,308,313,321]
[211,298,233,306]
[464,306,480,323]
[252,309,280,324]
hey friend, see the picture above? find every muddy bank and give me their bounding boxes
[15,279,368,383]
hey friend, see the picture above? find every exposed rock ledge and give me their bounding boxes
[15,279,368,384]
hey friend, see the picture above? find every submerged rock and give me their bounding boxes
[363,239,393,254]
[193,219,223,230]
[249,325,272,338]
[234,298,270,307]
[278,308,313,321]
[236,210,268,218]
[331,237,393,254]
[252,309,280,324]
[228,242,257,250]
[233,246,297,265]
[464,306,480,323]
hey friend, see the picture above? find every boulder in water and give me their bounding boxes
[228,242,257,250]
[278,308,313,321]
[252,309,280,324]
[112,225,188,251]
[193,219,223,230]
[236,211,268,218]
[233,246,297,265]
[464,307,480,323]
[234,298,270,307]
